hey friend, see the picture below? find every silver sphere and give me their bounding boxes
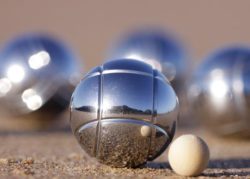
[0,34,81,117]
[70,59,179,167]
[189,46,250,137]
[107,29,186,89]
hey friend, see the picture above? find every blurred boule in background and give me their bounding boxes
[189,46,250,138]
[107,28,187,90]
[0,33,83,131]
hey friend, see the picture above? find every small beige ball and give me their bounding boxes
[168,134,209,177]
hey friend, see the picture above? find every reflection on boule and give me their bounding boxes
[189,46,250,137]
[70,59,179,167]
[140,125,151,137]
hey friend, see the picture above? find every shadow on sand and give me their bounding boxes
[205,158,250,177]
[143,158,250,177]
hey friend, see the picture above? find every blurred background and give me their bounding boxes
[1,0,250,70]
[1,0,250,133]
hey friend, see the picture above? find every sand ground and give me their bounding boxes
[0,125,249,179]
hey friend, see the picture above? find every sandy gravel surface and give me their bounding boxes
[0,126,250,179]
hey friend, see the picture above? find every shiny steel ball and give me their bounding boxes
[70,59,179,168]
[0,34,81,117]
[189,46,250,137]
[107,29,186,89]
